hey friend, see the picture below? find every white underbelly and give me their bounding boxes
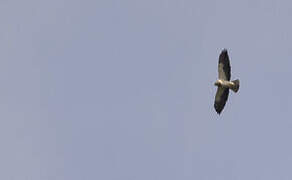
[221,80,234,88]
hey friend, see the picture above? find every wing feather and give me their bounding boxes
[214,87,229,114]
[218,49,231,81]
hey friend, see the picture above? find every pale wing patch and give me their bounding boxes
[218,63,227,80]
[218,50,231,81]
[215,86,225,102]
[214,87,229,114]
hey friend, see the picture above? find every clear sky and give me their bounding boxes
[1,0,292,179]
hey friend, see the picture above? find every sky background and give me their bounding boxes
[1,0,292,179]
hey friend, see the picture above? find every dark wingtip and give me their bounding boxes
[214,104,223,115]
[219,49,229,64]
[221,49,228,53]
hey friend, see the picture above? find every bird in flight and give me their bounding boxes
[214,49,240,114]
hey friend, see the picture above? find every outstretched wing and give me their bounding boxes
[218,49,231,81]
[214,87,229,114]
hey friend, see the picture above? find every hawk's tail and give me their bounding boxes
[231,79,240,93]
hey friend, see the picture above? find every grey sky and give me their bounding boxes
[1,0,292,179]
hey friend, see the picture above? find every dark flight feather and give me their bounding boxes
[218,49,231,81]
[214,87,229,114]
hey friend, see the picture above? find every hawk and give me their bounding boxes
[214,49,239,114]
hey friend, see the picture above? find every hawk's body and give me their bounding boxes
[215,79,239,91]
[214,49,239,114]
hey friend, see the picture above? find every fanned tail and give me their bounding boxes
[231,79,240,93]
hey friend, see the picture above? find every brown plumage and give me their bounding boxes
[214,49,240,114]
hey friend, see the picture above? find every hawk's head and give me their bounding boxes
[214,79,222,87]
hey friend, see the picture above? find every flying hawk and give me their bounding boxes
[214,49,239,114]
